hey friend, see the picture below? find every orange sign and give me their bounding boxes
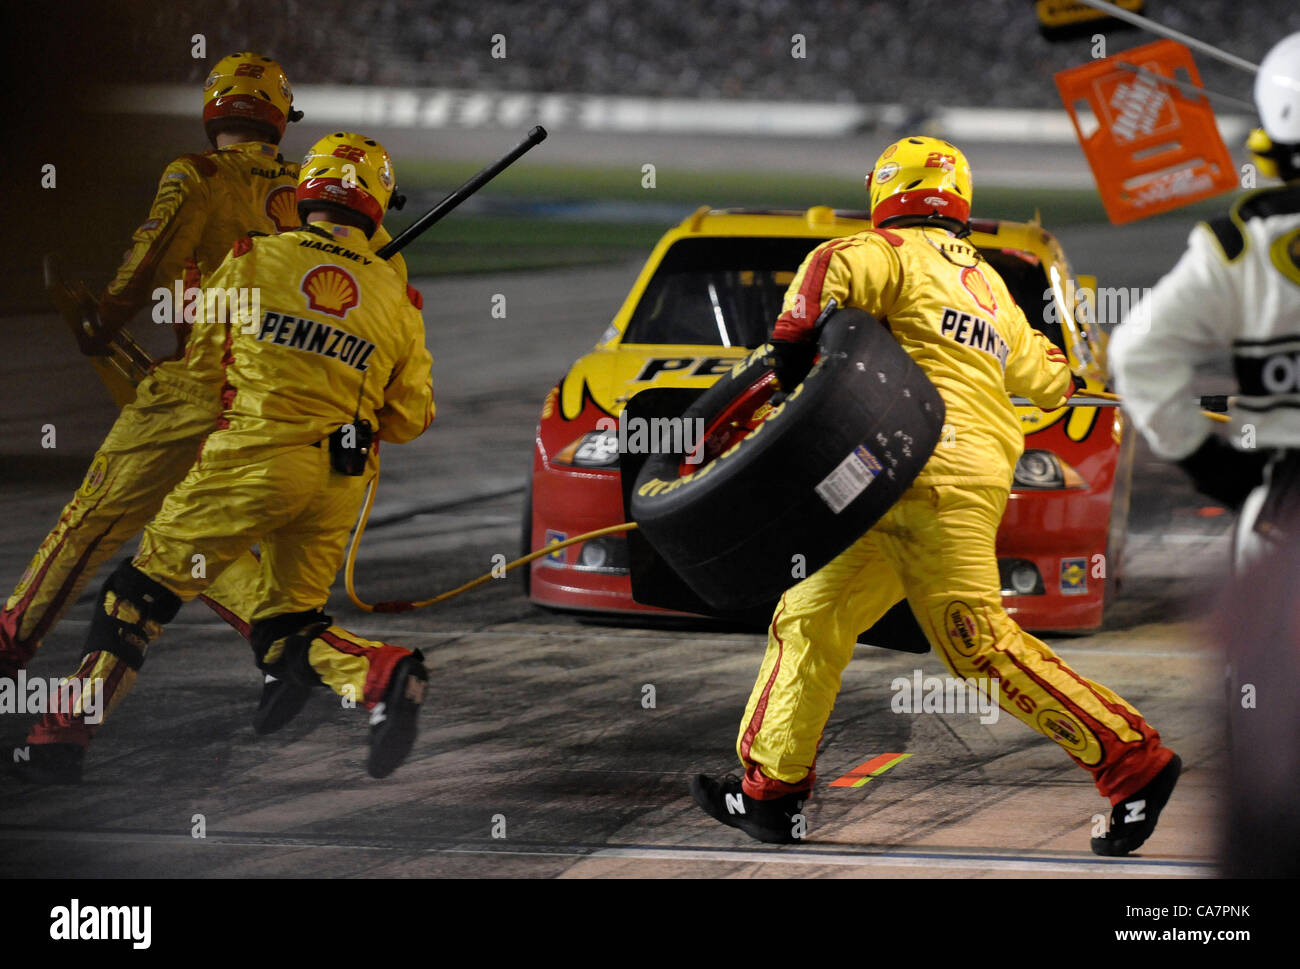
[1055,40,1238,224]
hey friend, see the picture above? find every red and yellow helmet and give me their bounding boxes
[202,51,299,145]
[296,132,397,234]
[867,136,973,232]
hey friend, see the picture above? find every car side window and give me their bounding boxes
[979,248,1068,353]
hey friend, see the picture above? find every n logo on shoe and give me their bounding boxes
[724,792,746,815]
[1123,799,1146,824]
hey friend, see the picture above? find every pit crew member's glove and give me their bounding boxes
[1175,435,1270,511]
[766,339,817,391]
[48,273,115,356]
[78,300,119,357]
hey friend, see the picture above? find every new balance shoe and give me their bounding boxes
[253,626,326,735]
[253,673,315,735]
[690,773,810,845]
[1091,754,1182,856]
[8,742,84,785]
[366,651,427,779]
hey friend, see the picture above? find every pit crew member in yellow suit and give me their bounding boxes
[16,132,435,782]
[691,136,1180,856]
[3,55,412,783]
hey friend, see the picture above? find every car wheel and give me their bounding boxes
[629,308,946,612]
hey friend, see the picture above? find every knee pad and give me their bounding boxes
[107,561,184,624]
[88,562,183,670]
[250,609,331,686]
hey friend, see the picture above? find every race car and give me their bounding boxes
[524,206,1133,631]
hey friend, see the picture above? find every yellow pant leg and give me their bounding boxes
[252,465,408,709]
[1,378,215,669]
[249,460,365,620]
[738,527,906,795]
[25,448,313,747]
[199,454,380,642]
[137,446,406,709]
[133,446,321,600]
[27,589,169,748]
[302,626,412,710]
[882,485,1172,802]
[198,551,265,638]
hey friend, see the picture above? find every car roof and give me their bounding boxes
[665,206,1067,263]
[606,206,1074,327]
[598,205,1102,378]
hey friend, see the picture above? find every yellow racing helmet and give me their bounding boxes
[867,136,973,233]
[296,132,397,235]
[202,51,301,146]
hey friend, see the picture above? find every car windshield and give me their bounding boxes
[622,237,822,348]
[622,234,1071,355]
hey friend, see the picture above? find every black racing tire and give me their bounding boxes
[629,308,945,612]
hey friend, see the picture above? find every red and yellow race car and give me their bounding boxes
[525,206,1133,632]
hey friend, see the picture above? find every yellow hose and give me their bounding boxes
[344,471,638,613]
[343,386,1226,612]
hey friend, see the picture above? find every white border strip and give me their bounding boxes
[102,84,1250,144]
[587,844,1214,876]
[0,827,1214,876]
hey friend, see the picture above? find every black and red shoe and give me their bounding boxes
[1091,754,1182,857]
[253,626,327,736]
[8,742,85,785]
[366,651,427,779]
[689,773,810,845]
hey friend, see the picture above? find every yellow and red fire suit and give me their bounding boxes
[118,221,432,708]
[3,143,296,676]
[3,142,410,747]
[739,225,1174,806]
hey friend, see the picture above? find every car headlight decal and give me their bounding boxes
[554,428,621,468]
[998,558,1045,596]
[1013,449,1086,489]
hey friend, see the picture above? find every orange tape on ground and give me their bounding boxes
[829,752,913,788]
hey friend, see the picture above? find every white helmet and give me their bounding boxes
[1255,33,1300,144]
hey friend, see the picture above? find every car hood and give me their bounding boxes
[557,344,753,421]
